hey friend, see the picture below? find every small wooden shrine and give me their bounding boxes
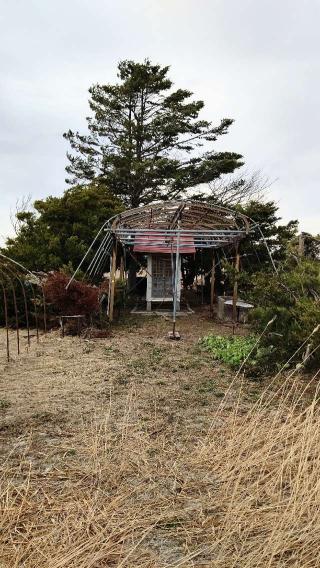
[69,200,252,330]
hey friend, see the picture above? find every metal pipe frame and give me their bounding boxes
[0,269,21,356]
[0,263,31,347]
[0,281,10,361]
[0,255,44,361]
[66,199,279,301]
[172,221,181,337]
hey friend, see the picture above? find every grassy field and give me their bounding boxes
[0,311,319,567]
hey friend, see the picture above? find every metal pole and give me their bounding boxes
[21,281,30,347]
[257,226,278,274]
[210,250,215,316]
[10,279,20,355]
[232,242,240,334]
[108,241,117,322]
[106,254,112,317]
[201,249,204,305]
[1,282,9,362]
[41,285,47,334]
[66,222,110,289]
[120,255,125,280]
[8,267,31,347]
[0,270,20,355]
[0,255,40,344]
[172,221,181,337]
[29,281,40,343]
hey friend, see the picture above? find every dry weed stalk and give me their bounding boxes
[1,364,320,566]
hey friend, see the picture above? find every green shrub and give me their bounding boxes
[248,257,320,372]
[200,334,258,369]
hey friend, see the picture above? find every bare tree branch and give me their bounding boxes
[10,194,33,235]
[208,170,276,206]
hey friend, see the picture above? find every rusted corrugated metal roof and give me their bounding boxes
[133,232,195,254]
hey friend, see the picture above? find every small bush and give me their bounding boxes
[43,272,99,316]
[248,257,320,372]
[200,334,257,368]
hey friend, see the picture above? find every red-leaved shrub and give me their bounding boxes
[43,272,99,316]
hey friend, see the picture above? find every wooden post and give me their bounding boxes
[108,242,117,322]
[210,250,215,316]
[120,255,125,280]
[232,243,240,332]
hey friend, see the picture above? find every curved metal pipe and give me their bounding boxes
[0,254,41,341]
[0,269,20,355]
[1,262,31,347]
[0,280,10,361]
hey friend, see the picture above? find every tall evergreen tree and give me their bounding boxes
[64,59,243,207]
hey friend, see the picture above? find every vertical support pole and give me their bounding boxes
[210,250,215,316]
[146,255,152,312]
[232,242,240,333]
[11,282,20,355]
[200,249,204,305]
[41,286,47,334]
[120,254,125,280]
[106,254,112,317]
[21,281,30,347]
[119,254,125,314]
[1,283,10,362]
[108,240,117,322]
[30,283,40,342]
[172,221,181,337]
[3,267,29,350]
[122,246,128,310]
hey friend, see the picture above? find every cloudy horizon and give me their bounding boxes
[1,0,319,244]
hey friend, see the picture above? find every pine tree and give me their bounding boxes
[64,59,243,207]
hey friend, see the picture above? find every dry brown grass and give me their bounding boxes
[0,317,320,566]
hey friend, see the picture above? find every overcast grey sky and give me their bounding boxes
[1,0,319,243]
